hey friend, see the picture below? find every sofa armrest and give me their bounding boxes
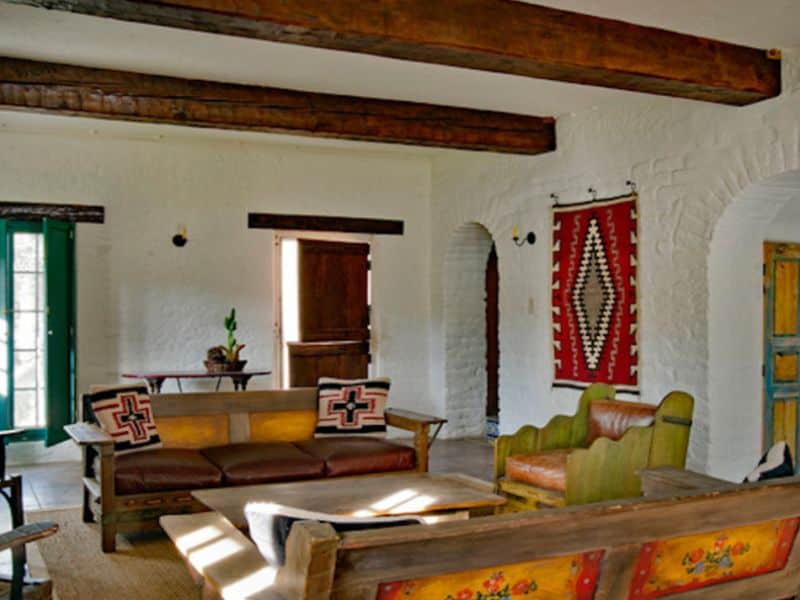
[65,422,113,447]
[385,408,446,430]
[385,409,446,473]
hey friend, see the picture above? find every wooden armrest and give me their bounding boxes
[385,408,446,430]
[640,466,735,497]
[65,422,113,446]
[0,522,58,553]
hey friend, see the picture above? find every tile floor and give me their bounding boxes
[12,438,495,512]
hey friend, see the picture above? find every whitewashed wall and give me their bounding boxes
[429,49,800,477]
[0,120,432,461]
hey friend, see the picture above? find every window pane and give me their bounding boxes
[13,312,37,351]
[13,274,36,311]
[14,350,37,389]
[13,234,39,272]
[14,390,37,428]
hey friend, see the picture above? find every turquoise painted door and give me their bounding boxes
[764,241,800,468]
[44,219,75,446]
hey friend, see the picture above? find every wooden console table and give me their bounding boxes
[122,370,271,393]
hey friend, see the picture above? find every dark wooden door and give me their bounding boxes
[289,239,370,386]
[486,244,499,418]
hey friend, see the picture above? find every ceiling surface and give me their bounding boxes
[0,1,798,148]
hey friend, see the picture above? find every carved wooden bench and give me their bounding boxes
[163,473,800,599]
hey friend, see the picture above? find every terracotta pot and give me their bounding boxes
[205,359,247,374]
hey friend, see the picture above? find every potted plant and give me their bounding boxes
[205,308,247,373]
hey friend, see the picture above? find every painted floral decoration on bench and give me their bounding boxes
[377,552,602,600]
[443,570,538,599]
[681,534,751,576]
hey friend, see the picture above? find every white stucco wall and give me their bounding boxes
[0,119,432,461]
[429,49,800,477]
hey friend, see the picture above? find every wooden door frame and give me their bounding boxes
[273,230,374,388]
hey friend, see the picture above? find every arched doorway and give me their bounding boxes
[443,222,498,438]
[708,169,800,480]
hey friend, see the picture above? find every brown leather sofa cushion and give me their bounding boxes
[202,443,325,486]
[586,400,657,446]
[294,437,416,477]
[115,448,223,495]
[505,449,571,492]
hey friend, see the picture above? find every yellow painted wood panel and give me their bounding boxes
[774,259,799,335]
[773,399,798,461]
[377,551,603,600]
[248,410,317,442]
[629,518,800,599]
[775,353,798,382]
[155,415,229,449]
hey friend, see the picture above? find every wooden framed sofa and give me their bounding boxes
[66,388,442,552]
[494,383,694,510]
[162,472,800,599]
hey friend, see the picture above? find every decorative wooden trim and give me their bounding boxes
[0,201,104,223]
[0,57,556,155]
[249,213,404,235]
[3,0,781,105]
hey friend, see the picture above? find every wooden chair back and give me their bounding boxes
[312,476,800,599]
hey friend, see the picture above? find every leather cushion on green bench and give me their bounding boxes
[202,442,326,486]
[505,449,572,492]
[115,448,223,495]
[294,437,416,477]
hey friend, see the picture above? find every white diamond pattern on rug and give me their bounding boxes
[571,216,616,370]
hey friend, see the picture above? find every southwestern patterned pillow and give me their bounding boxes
[88,384,161,455]
[315,377,390,437]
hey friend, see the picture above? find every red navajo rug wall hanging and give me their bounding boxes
[552,194,639,393]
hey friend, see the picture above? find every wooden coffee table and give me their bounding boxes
[193,473,505,528]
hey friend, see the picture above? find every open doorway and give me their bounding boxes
[709,169,800,479]
[443,222,498,438]
[485,243,499,440]
[275,232,372,388]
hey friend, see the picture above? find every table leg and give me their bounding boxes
[176,378,183,393]
[215,377,222,392]
[147,378,165,394]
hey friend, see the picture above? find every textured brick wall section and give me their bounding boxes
[442,223,494,437]
[430,49,800,476]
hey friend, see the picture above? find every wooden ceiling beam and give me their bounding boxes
[0,57,556,155]
[3,0,781,105]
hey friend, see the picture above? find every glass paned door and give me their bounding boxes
[0,220,75,444]
[12,232,46,428]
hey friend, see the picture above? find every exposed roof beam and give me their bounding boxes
[3,0,782,105]
[0,57,556,155]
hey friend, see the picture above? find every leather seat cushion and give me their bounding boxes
[115,448,224,495]
[202,443,326,486]
[294,437,416,477]
[505,449,572,492]
[586,400,657,445]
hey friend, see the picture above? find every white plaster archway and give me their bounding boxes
[442,222,496,437]
[708,169,800,480]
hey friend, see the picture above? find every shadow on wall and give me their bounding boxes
[708,169,800,481]
[443,222,496,438]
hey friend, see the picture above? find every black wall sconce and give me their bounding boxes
[512,226,536,247]
[172,226,188,247]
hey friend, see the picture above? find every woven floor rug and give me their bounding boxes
[32,508,197,600]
